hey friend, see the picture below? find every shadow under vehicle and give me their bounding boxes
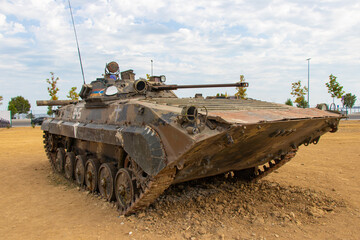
[37,61,342,215]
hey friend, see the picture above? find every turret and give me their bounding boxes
[37,61,249,106]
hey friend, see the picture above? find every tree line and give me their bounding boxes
[219,73,356,113]
[285,74,357,112]
[3,73,79,118]
[1,72,357,117]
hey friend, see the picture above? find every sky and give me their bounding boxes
[0,0,359,113]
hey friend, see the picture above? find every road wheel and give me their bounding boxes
[64,152,76,180]
[74,155,87,186]
[98,163,117,201]
[115,168,135,213]
[85,158,100,192]
[55,148,65,173]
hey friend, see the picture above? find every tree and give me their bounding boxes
[8,102,17,118]
[67,87,79,100]
[291,80,308,108]
[235,75,247,99]
[325,74,345,104]
[7,96,31,118]
[297,97,308,108]
[342,93,357,114]
[285,98,293,106]
[46,72,60,115]
[0,95,3,105]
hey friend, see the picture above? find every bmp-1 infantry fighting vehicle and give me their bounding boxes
[37,62,342,215]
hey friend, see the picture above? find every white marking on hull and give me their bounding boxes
[73,122,80,138]
[115,106,123,120]
[73,107,82,120]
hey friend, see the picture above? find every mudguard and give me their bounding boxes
[117,125,166,176]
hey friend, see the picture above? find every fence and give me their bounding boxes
[339,106,360,114]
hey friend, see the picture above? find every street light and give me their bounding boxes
[306,58,311,108]
[151,60,153,76]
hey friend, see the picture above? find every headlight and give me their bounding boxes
[160,75,166,83]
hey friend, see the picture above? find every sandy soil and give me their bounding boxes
[0,121,359,240]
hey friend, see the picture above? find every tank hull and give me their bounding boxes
[172,117,337,183]
[41,97,341,214]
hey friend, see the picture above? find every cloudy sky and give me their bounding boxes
[0,0,359,113]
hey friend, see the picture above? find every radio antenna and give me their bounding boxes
[68,0,86,84]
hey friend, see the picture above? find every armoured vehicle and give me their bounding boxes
[37,62,342,215]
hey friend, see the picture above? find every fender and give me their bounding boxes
[116,125,166,176]
[43,119,167,176]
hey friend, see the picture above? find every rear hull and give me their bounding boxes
[172,116,339,183]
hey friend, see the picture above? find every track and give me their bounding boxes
[250,148,298,182]
[122,167,176,215]
[43,131,299,215]
[43,132,299,215]
[43,132,56,170]
[43,132,176,215]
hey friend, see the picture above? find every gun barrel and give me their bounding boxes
[36,100,78,106]
[152,82,248,91]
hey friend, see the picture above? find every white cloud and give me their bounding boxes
[0,0,359,112]
[0,13,26,34]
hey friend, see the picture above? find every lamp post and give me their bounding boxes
[306,58,311,108]
[151,60,153,76]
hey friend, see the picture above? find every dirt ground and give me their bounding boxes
[0,120,359,240]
